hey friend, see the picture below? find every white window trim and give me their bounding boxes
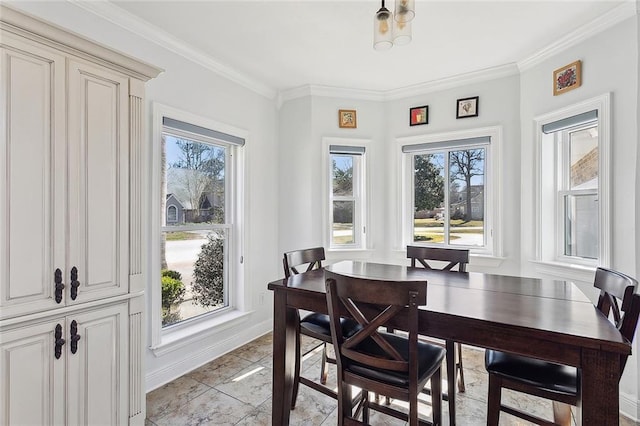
[150,103,247,351]
[532,93,611,276]
[395,126,504,258]
[322,137,370,251]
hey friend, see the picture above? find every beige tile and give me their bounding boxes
[187,353,254,387]
[152,388,254,426]
[214,364,273,407]
[146,375,211,420]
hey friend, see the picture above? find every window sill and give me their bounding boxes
[530,260,596,283]
[150,309,252,357]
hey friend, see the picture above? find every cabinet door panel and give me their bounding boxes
[66,303,128,426]
[0,320,66,425]
[67,60,129,304]
[0,34,66,319]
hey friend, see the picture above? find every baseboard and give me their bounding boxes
[620,391,639,422]
[145,318,272,392]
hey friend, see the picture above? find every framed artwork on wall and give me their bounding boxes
[338,109,357,128]
[410,105,429,126]
[456,96,479,119]
[553,60,581,96]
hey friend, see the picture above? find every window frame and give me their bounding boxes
[397,126,503,258]
[323,137,369,251]
[150,103,246,350]
[533,93,611,276]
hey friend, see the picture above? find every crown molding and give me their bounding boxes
[384,63,519,100]
[278,63,519,106]
[518,1,638,72]
[70,0,277,100]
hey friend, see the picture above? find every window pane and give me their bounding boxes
[332,155,353,196]
[448,149,485,246]
[161,229,228,327]
[164,135,226,225]
[332,201,354,244]
[569,127,598,190]
[564,194,598,259]
[413,153,445,243]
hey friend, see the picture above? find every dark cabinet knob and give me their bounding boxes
[70,267,80,300]
[54,269,64,304]
[70,320,81,354]
[54,324,65,359]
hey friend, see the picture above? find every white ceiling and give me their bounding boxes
[109,0,625,94]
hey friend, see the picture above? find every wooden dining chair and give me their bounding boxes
[485,267,640,426]
[406,245,469,394]
[325,269,445,426]
[283,247,360,408]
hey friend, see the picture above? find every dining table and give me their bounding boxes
[268,260,632,425]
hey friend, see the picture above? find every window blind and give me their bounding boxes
[402,136,490,153]
[163,117,245,146]
[542,110,597,134]
[329,145,365,155]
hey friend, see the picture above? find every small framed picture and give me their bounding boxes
[456,96,479,119]
[553,60,581,96]
[410,106,429,126]
[338,109,357,128]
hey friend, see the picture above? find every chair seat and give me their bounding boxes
[300,312,361,338]
[348,332,446,387]
[485,350,578,396]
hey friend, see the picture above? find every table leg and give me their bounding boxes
[272,289,297,425]
[577,348,620,425]
[446,340,456,426]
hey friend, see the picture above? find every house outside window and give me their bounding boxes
[404,138,489,248]
[324,140,368,250]
[150,104,246,346]
[398,127,502,258]
[535,95,610,272]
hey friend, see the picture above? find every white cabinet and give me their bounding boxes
[0,6,161,425]
[0,303,128,426]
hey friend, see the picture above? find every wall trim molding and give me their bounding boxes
[620,391,639,422]
[145,319,272,392]
[518,1,638,71]
[70,0,277,100]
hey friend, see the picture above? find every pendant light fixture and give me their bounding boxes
[373,0,415,51]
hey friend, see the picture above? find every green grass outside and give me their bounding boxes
[414,218,484,228]
[165,231,204,241]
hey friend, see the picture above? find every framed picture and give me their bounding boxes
[456,96,479,119]
[410,105,429,126]
[553,60,581,96]
[338,109,357,128]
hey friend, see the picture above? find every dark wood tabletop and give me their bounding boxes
[268,261,631,425]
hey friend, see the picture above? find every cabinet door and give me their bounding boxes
[66,303,128,426]
[0,320,66,425]
[0,33,66,319]
[67,60,129,304]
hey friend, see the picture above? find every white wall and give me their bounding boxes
[519,16,639,417]
[7,1,281,391]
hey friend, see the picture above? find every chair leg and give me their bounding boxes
[320,343,328,384]
[552,401,572,426]
[431,368,443,426]
[362,391,370,424]
[337,381,352,426]
[486,373,502,426]
[456,342,466,393]
[291,322,301,409]
[445,340,456,425]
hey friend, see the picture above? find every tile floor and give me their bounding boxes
[146,332,638,425]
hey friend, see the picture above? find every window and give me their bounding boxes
[399,127,502,257]
[536,96,610,271]
[325,141,368,249]
[151,104,245,345]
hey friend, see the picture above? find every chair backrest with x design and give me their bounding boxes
[594,267,639,372]
[406,245,469,272]
[283,247,325,278]
[325,270,426,378]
